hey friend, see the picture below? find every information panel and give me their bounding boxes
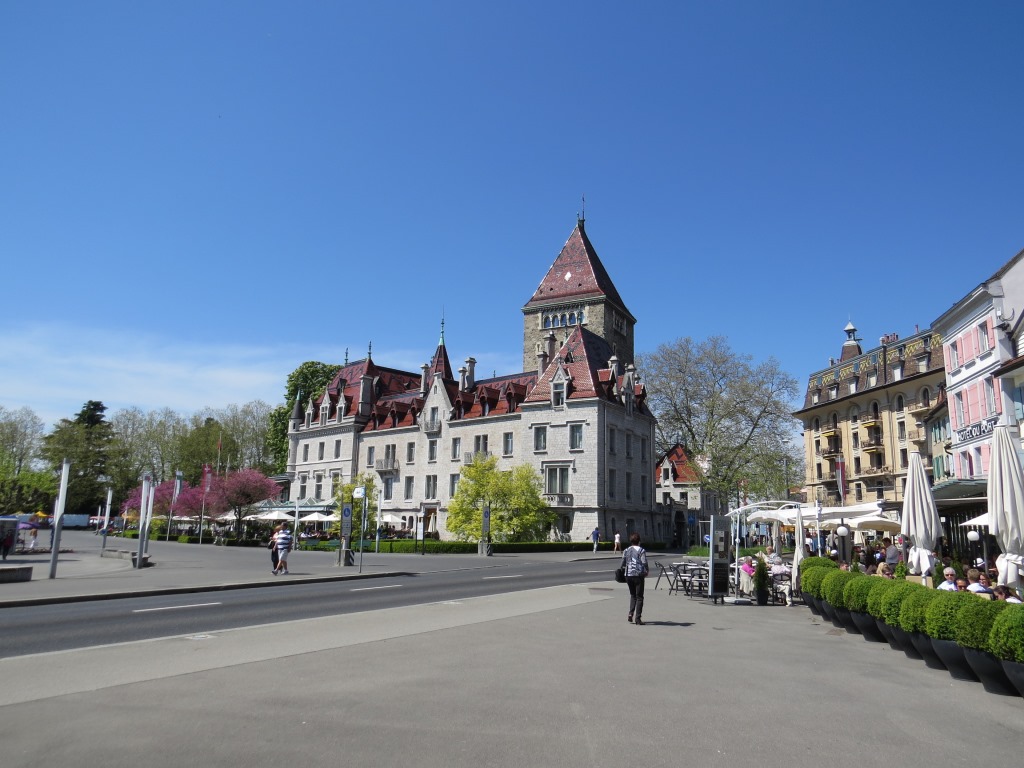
[708,514,732,598]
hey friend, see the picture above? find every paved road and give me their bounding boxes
[1,533,1022,768]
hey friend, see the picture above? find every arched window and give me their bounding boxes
[578,310,585,324]
[831,413,839,429]
[544,316,551,329]
[921,388,931,407]
[849,406,860,423]
[813,417,820,432]
[568,312,576,325]
[896,395,905,412]
[560,313,568,326]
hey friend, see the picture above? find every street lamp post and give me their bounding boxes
[836,523,850,565]
[967,529,980,570]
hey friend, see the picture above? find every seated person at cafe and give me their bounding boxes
[955,577,969,591]
[756,545,775,563]
[739,556,756,596]
[936,567,958,591]
[992,585,1023,603]
[966,568,993,594]
[770,555,794,606]
[876,562,894,579]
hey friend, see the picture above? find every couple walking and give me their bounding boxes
[270,525,293,575]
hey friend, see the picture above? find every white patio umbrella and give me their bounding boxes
[900,451,941,579]
[988,425,1024,591]
[299,512,335,523]
[848,514,902,533]
[258,510,295,521]
[791,504,805,594]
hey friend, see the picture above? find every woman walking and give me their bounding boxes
[621,532,649,625]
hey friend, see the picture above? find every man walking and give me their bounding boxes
[273,526,293,575]
[591,527,600,553]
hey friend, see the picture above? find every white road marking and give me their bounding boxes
[133,603,221,613]
[350,584,403,592]
[482,575,523,580]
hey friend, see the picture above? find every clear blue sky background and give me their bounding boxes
[2,1,1023,428]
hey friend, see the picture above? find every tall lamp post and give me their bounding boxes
[967,529,980,570]
[836,523,850,565]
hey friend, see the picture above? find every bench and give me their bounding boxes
[0,565,33,583]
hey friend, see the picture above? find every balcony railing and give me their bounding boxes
[907,428,926,443]
[861,414,882,427]
[820,424,840,436]
[464,451,492,464]
[862,439,885,453]
[862,465,891,476]
[821,446,841,458]
[543,493,574,507]
[422,419,442,434]
[374,459,399,473]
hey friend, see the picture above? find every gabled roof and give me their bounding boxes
[524,325,649,413]
[658,444,701,484]
[427,335,453,382]
[523,219,632,319]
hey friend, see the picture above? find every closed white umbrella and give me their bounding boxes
[988,425,1024,591]
[900,452,941,579]
[791,504,805,594]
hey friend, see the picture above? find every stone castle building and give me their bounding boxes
[286,219,664,542]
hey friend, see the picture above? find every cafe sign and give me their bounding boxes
[955,416,999,443]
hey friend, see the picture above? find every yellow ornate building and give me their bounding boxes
[794,322,945,507]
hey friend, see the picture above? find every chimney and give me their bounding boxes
[359,375,373,417]
[538,350,549,377]
[420,363,429,396]
[546,332,556,364]
[458,365,468,392]
[609,354,620,379]
[465,357,476,390]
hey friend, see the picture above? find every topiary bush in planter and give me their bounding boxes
[957,599,1009,652]
[866,578,899,619]
[822,570,860,609]
[845,575,877,613]
[800,566,831,599]
[799,556,838,575]
[989,603,1024,663]
[924,590,980,641]
[879,580,918,627]
[897,584,936,634]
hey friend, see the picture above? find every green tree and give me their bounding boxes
[41,400,114,516]
[331,473,377,539]
[446,455,553,542]
[0,406,54,515]
[268,361,341,473]
[637,336,800,505]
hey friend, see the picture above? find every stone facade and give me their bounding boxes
[286,219,665,542]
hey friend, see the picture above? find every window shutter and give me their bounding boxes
[943,344,951,371]
[981,443,991,475]
[994,378,1004,414]
[988,319,996,351]
[966,383,979,422]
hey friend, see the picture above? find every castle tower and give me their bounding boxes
[521,217,636,372]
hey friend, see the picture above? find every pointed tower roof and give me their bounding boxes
[523,218,632,318]
[840,321,862,362]
[427,320,454,381]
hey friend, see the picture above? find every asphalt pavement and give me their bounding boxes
[1,533,1022,768]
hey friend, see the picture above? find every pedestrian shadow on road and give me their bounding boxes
[639,621,694,627]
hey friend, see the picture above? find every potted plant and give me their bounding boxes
[923,591,980,682]
[866,578,902,649]
[799,556,839,575]
[897,586,945,669]
[801,566,831,617]
[988,603,1024,698]
[882,580,924,659]
[753,556,770,605]
[821,570,861,632]
[956,599,1016,696]
[844,576,885,641]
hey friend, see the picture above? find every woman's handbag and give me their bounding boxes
[614,566,626,583]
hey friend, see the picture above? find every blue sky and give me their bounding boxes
[2,2,1023,428]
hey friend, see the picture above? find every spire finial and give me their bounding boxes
[368,341,372,358]
[344,347,349,365]
[440,313,446,345]
[578,194,586,227]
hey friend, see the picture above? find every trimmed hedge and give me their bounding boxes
[897,584,937,634]
[844,575,877,613]
[879,580,919,626]
[956,598,1009,652]
[866,578,898,619]
[799,556,839,575]
[800,566,831,599]
[821,570,861,609]
[989,603,1024,662]
[924,590,979,641]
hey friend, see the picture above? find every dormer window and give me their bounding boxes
[552,381,566,407]
[320,405,328,426]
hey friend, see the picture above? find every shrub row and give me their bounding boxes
[801,563,1024,663]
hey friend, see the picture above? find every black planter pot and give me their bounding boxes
[911,632,947,670]
[931,639,980,682]
[851,611,885,642]
[875,619,901,650]
[963,648,1019,696]
[1001,660,1024,698]
[755,589,769,606]
[819,599,834,621]
[802,592,819,614]
[889,626,923,659]
[812,596,826,615]
[833,607,859,634]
